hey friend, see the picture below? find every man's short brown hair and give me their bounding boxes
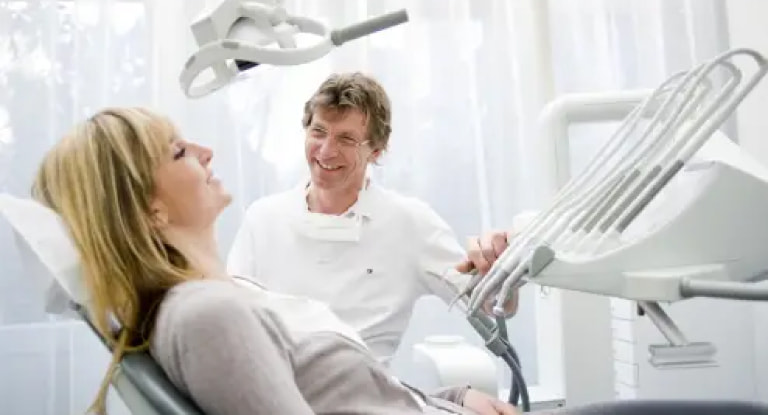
[302,72,392,151]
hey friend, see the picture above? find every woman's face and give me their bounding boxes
[151,136,231,232]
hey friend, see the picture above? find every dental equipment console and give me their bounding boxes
[458,47,768,408]
[179,0,409,98]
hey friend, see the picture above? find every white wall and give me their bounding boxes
[724,0,768,402]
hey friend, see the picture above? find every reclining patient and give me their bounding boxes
[30,107,524,415]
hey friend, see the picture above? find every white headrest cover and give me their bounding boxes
[0,193,88,316]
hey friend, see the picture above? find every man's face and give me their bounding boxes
[304,107,379,191]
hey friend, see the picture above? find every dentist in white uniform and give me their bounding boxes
[227,72,518,368]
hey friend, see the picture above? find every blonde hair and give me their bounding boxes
[31,107,200,414]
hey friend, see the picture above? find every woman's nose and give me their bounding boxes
[195,144,213,166]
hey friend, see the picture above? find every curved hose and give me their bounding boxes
[466,309,530,411]
[506,343,522,405]
[502,349,530,412]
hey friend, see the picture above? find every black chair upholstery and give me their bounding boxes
[556,400,768,415]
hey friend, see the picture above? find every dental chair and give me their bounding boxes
[70,302,204,415]
[0,194,203,415]
[111,351,203,415]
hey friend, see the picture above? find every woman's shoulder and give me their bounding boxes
[151,278,289,358]
[158,278,249,325]
[148,278,292,399]
[154,278,289,338]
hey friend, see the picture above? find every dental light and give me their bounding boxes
[180,0,408,98]
[461,48,768,367]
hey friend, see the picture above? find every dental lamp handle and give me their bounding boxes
[331,9,409,46]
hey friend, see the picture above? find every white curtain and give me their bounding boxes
[0,0,730,412]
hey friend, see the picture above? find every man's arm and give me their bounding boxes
[429,385,470,403]
[415,203,518,315]
[416,208,474,303]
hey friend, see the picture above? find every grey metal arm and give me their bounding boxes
[681,277,768,301]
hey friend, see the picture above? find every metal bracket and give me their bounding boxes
[648,342,718,369]
[639,301,718,368]
[528,244,556,278]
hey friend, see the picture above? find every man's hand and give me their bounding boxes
[455,230,519,316]
[463,389,520,415]
[456,230,512,275]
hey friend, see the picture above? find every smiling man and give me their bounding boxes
[227,72,520,414]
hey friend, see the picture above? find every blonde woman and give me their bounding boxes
[31,107,522,415]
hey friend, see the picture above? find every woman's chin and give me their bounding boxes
[218,193,233,210]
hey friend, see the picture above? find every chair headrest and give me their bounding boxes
[0,193,89,316]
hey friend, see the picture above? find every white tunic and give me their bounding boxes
[226,181,470,363]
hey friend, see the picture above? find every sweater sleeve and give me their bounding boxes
[153,288,316,415]
[429,385,471,405]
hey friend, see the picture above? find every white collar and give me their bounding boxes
[296,176,376,219]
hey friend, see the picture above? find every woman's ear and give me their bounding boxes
[150,199,169,229]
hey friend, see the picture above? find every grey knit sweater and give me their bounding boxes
[149,279,479,414]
